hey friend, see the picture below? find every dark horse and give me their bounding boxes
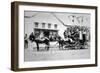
[29,31,50,51]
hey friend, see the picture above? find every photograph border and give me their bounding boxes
[11,1,98,71]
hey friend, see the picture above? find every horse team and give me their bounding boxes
[24,26,90,51]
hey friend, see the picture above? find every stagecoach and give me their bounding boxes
[58,26,90,50]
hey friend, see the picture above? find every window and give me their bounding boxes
[54,24,57,29]
[34,22,39,27]
[42,23,45,28]
[48,23,51,28]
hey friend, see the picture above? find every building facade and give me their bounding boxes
[24,11,90,41]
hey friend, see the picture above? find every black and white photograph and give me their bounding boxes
[11,2,97,71]
[24,11,91,62]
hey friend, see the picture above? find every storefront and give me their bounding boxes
[33,22,59,41]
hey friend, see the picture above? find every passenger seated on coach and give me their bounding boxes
[63,28,75,44]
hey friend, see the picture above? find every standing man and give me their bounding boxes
[24,34,28,49]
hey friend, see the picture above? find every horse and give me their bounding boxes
[29,32,50,51]
[34,37,49,51]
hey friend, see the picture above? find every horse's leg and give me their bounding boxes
[58,41,60,49]
[47,45,49,51]
[45,44,48,50]
[42,40,47,50]
[36,42,39,51]
[46,41,50,51]
[44,44,47,50]
[43,39,49,51]
[59,41,63,50]
[61,41,63,50]
[58,41,62,50]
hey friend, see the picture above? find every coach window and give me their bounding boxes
[34,22,39,27]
